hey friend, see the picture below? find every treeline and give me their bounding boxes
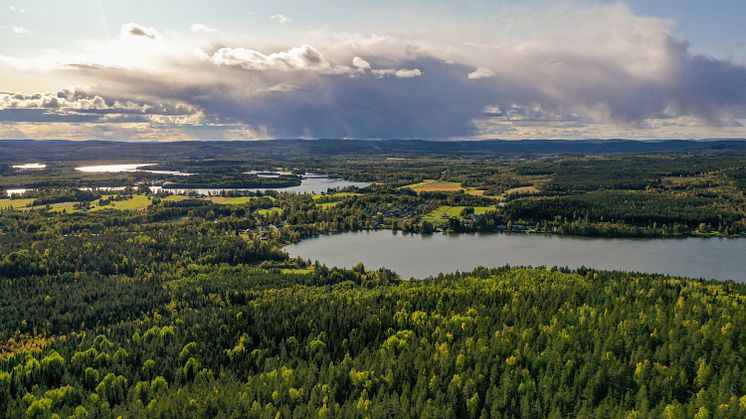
[504,190,745,236]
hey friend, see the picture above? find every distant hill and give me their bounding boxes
[2,138,746,162]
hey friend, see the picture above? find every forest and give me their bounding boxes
[0,206,745,418]
[1,140,746,417]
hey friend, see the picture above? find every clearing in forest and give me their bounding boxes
[404,180,464,193]
[423,205,496,223]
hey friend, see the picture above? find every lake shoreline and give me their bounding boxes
[284,229,746,281]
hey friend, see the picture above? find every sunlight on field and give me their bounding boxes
[404,180,464,193]
[317,202,340,209]
[47,201,81,213]
[423,205,496,223]
[257,207,283,216]
[0,198,34,209]
[90,194,152,211]
[312,192,362,201]
[206,196,253,205]
[504,186,539,196]
[161,195,190,202]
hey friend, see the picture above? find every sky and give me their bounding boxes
[1,0,746,141]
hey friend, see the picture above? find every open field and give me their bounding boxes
[205,196,253,205]
[46,201,81,213]
[423,205,496,223]
[504,185,540,196]
[317,201,340,209]
[90,194,152,212]
[403,180,492,197]
[312,192,363,201]
[161,195,190,202]
[403,180,464,193]
[257,207,283,216]
[162,195,254,205]
[0,198,34,209]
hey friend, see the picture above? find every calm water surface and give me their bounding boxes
[155,176,369,195]
[75,163,157,173]
[12,163,46,169]
[75,163,191,176]
[285,230,746,281]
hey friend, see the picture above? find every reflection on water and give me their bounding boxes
[74,163,191,176]
[75,163,157,173]
[5,189,28,197]
[153,175,370,195]
[12,163,46,169]
[285,230,746,281]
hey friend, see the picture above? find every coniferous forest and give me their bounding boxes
[0,140,745,417]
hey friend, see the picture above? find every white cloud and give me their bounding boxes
[371,68,423,78]
[394,69,422,78]
[2,25,32,35]
[9,5,27,13]
[467,67,495,79]
[270,14,292,25]
[207,44,338,72]
[352,56,371,71]
[190,23,217,33]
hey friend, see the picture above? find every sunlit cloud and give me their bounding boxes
[467,67,495,80]
[190,23,217,33]
[270,14,292,25]
[1,25,32,35]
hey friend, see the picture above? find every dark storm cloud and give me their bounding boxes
[0,108,100,123]
[79,35,746,139]
[178,58,494,138]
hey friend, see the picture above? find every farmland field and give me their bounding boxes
[423,205,496,223]
[404,179,464,193]
[90,194,152,211]
[0,198,34,209]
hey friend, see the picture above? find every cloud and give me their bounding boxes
[270,14,292,25]
[3,2,746,140]
[121,23,158,39]
[207,44,336,72]
[9,5,27,13]
[467,67,495,79]
[1,25,32,35]
[0,88,201,125]
[190,23,216,33]
[394,69,422,78]
[352,56,371,71]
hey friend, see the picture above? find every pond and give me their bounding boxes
[284,230,746,281]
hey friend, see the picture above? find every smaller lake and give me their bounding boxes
[75,163,191,176]
[13,163,46,169]
[76,163,156,173]
[5,189,28,197]
[285,230,746,282]
[154,176,370,195]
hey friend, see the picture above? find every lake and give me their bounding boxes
[13,163,46,169]
[5,189,28,197]
[284,230,746,281]
[75,163,191,176]
[75,163,157,173]
[153,176,370,195]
